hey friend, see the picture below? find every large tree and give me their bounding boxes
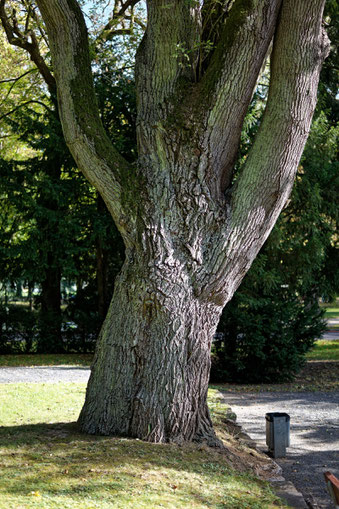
[7,0,331,444]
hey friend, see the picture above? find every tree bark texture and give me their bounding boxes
[36,0,329,443]
[79,259,220,443]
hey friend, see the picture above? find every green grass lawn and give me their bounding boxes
[324,307,339,320]
[0,385,285,509]
[306,340,339,361]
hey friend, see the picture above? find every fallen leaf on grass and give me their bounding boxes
[30,491,41,497]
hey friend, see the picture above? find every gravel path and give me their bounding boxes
[322,318,339,340]
[222,391,339,508]
[0,366,90,384]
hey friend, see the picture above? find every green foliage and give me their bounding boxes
[211,286,326,383]
[0,304,37,354]
[316,0,339,125]
[93,49,137,162]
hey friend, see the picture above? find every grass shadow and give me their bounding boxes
[0,421,281,508]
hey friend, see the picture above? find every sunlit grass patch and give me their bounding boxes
[0,384,285,508]
[323,306,339,319]
[0,383,86,427]
[306,340,339,361]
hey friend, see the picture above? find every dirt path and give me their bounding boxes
[222,390,339,508]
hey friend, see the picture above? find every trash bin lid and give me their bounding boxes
[265,412,290,422]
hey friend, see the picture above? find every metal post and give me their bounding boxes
[266,412,290,458]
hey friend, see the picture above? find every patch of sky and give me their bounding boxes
[79,1,146,78]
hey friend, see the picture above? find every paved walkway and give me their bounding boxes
[323,319,339,340]
[0,366,90,384]
[222,390,339,508]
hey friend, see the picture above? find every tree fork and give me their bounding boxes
[34,0,330,444]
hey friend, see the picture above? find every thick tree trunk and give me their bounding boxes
[35,0,329,443]
[79,256,222,444]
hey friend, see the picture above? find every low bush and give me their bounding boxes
[211,288,327,384]
[0,305,38,354]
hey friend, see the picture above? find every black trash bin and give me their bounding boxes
[265,412,290,458]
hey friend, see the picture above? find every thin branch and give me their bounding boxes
[0,99,53,122]
[95,0,143,44]
[0,68,39,108]
[116,0,141,19]
[101,28,132,41]
[28,2,49,47]
[0,0,56,94]
[0,68,37,84]
[24,4,31,33]
[124,15,145,30]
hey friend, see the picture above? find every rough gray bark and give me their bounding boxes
[36,0,329,443]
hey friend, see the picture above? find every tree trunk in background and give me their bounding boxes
[38,256,62,352]
[36,157,63,353]
[28,282,34,312]
[15,281,22,299]
[96,195,110,319]
[36,0,329,443]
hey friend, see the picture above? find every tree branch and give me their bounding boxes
[117,0,140,18]
[197,0,282,195]
[95,0,143,44]
[207,0,330,302]
[99,27,133,41]
[0,99,53,122]
[0,67,36,84]
[36,0,135,244]
[135,0,201,154]
[0,0,56,95]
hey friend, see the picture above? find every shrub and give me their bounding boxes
[0,305,37,354]
[211,288,327,383]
